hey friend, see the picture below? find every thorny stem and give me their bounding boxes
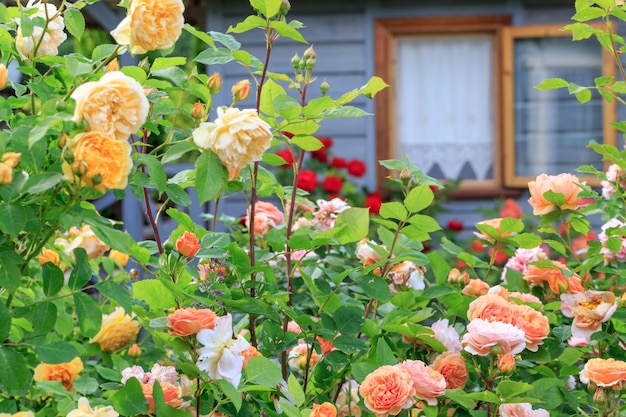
[247,22,276,348]
[141,129,164,254]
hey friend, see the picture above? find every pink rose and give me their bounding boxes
[396,360,446,406]
[560,290,618,341]
[430,319,461,353]
[499,403,549,417]
[246,201,284,236]
[462,319,526,356]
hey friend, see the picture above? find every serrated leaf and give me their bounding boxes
[32,340,79,364]
[65,8,85,40]
[244,356,282,387]
[535,78,569,90]
[74,292,102,339]
[195,151,227,204]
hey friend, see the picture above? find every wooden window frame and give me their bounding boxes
[374,15,513,198]
[501,24,617,188]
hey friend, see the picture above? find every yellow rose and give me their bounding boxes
[90,307,141,353]
[33,357,83,391]
[2,152,21,168]
[39,248,60,266]
[192,107,273,179]
[71,71,149,141]
[108,249,130,266]
[111,0,185,54]
[0,163,13,185]
[0,412,36,417]
[62,131,133,193]
[15,1,67,59]
[67,397,119,417]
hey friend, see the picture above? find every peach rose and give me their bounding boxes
[193,107,272,179]
[246,201,284,236]
[66,397,118,417]
[60,225,110,259]
[514,304,549,352]
[34,357,83,391]
[62,131,133,193]
[462,278,490,297]
[336,380,362,417]
[462,319,526,356]
[473,218,514,242]
[467,294,518,325]
[431,352,468,390]
[240,346,262,368]
[90,307,141,353]
[175,231,201,257]
[287,342,321,374]
[111,0,185,54]
[109,249,129,266]
[141,381,184,413]
[509,292,542,305]
[580,358,626,388]
[0,163,13,185]
[0,412,35,417]
[310,402,337,417]
[39,248,60,266]
[561,290,618,341]
[168,307,217,336]
[528,173,583,216]
[397,360,446,406]
[359,366,414,417]
[129,343,142,358]
[497,353,515,373]
[15,1,67,59]
[0,64,6,90]
[499,403,549,417]
[2,152,21,169]
[71,71,149,141]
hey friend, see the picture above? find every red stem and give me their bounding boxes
[141,130,163,255]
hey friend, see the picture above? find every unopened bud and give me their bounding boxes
[291,53,300,70]
[128,343,141,358]
[191,101,205,120]
[106,58,120,73]
[280,0,291,16]
[320,78,330,96]
[593,388,606,403]
[303,45,316,61]
[231,79,250,103]
[447,268,469,285]
[91,173,102,186]
[58,133,68,149]
[400,167,411,181]
[497,353,515,374]
[2,152,21,169]
[207,72,222,94]
[75,160,88,177]
[130,268,141,280]
[0,64,7,90]
[62,147,74,165]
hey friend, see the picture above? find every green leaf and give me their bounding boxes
[244,356,282,387]
[194,47,233,66]
[96,280,132,314]
[138,154,168,195]
[85,220,151,264]
[542,190,566,208]
[32,301,57,336]
[0,248,24,293]
[427,251,451,286]
[250,0,282,18]
[379,202,407,221]
[32,340,79,364]
[162,141,197,164]
[350,362,376,383]
[74,292,102,339]
[574,88,592,104]
[23,173,63,194]
[20,14,34,38]
[195,151,227,204]
[572,6,606,22]
[68,248,92,290]
[0,347,31,395]
[535,78,569,90]
[287,374,305,407]
[404,184,434,213]
[153,381,193,417]
[269,20,307,43]
[376,339,397,366]
[515,233,543,249]
[65,8,85,39]
[445,389,477,409]
[497,380,533,400]
[183,23,215,48]
[290,135,323,151]
[0,303,10,342]
[0,204,26,236]
[333,306,365,336]
[133,279,176,311]
[332,207,369,244]
[355,274,391,301]
[112,377,149,416]
[151,57,187,72]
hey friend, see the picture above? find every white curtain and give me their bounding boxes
[396,36,494,180]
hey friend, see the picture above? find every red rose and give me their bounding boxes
[282,131,295,139]
[429,185,438,192]
[297,170,318,192]
[347,159,366,177]
[330,157,347,169]
[276,148,295,168]
[447,219,464,231]
[322,175,344,194]
[364,191,383,214]
[311,137,333,162]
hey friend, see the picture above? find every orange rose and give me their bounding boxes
[39,248,60,266]
[513,304,549,352]
[431,352,468,390]
[359,366,414,417]
[310,402,337,417]
[467,294,518,325]
[461,278,490,297]
[71,71,149,141]
[240,346,262,369]
[62,131,133,193]
[0,163,12,185]
[129,343,142,358]
[473,218,514,242]
[109,249,130,266]
[2,152,21,169]
[111,0,185,54]
[192,107,273,179]
[580,358,626,388]
[0,64,6,90]
[0,412,35,417]
[497,353,516,373]
[34,357,83,391]
[167,307,217,336]
[90,307,141,352]
[141,381,184,413]
[528,173,583,216]
[175,231,202,257]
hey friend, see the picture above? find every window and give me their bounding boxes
[374,16,615,194]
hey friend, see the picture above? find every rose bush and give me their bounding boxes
[3,1,626,417]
